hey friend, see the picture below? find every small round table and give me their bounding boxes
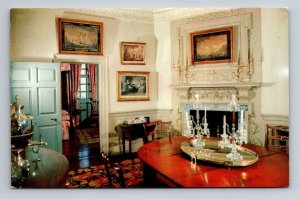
[21,147,69,188]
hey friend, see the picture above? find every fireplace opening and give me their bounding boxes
[189,110,238,137]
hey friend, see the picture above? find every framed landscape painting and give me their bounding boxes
[117,71,150,101]
[191,26,233,65]
[57,18,103,55]
[121,42,146,65]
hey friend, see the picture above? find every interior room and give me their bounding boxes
[10,8,289,188]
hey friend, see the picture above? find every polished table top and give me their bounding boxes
[21,147,69,188]
[137,136,289,187]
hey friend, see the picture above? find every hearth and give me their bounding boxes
[182,103,248,137]
[189,110,237,137]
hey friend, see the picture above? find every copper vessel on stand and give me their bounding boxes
[11,95,34,149]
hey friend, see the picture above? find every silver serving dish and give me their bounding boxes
[180,139,259,167]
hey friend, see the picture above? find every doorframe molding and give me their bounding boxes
[54,54,109,154]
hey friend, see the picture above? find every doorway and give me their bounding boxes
[54,54,109,170]
[60,62,100,169]
[54,54,109,152]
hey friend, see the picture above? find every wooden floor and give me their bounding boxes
[62,128,102,171]
[62,126,137,171]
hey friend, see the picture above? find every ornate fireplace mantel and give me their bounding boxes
[172,82,260,89]
[172,82,261,103]
[171,82,263,146]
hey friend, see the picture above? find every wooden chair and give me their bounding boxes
[86,99,99,126]
[143,122,158,143]
[101,151,124,188]
[156,120,172,138]
[101,152,143,188]
[265,124,289,153]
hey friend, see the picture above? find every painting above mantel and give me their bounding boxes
[190,26,234,65]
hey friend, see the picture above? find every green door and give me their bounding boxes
[10,62,62,152]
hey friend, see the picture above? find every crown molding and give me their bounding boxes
[64,8,155,23]
[61,8,242,24]
[153,8,230,23]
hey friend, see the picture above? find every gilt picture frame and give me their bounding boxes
[191,26,233,65]
[121,42,146,65]
[117,71,150,101]
[57,18,103,55]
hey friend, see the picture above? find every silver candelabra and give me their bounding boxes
[218,94,248,162]
[184,93,210,150]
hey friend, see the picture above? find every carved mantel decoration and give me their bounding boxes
[171,9,257,86]
[173,27,255,85]
[232,29,254,82]
[172,82,260,102]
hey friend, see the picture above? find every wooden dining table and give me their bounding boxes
[137,136,289,188]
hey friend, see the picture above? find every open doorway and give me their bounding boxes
[54,54,109,158]
[60,62,101,170]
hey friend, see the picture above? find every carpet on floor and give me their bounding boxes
[65,158,143,188]
[76,127,99,145]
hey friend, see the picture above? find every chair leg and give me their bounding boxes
[118,138,122,155]
[143,136,148,144]
[123,138,125,154]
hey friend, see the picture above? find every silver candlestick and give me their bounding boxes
[218,94,248,162]
[184,93,210,151]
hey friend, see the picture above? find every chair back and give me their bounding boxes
[156,120,172,138]
[89,100,99,116]
[143,122,158,142]
[86,99,99,126]
[265,125,289,153]
[101,152,124,187]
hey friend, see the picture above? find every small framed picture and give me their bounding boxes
[121,42,146,65]
[191,26,234,65]
[57,18,103,55]
[117,71,150,101]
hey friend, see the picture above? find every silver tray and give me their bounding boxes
[180,139,259,167]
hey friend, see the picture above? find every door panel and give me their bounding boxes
[37,88,57,114]
[37,68,57,82]
[38,125,60,152]
[11,67,31,83]
[10,62,62,153]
